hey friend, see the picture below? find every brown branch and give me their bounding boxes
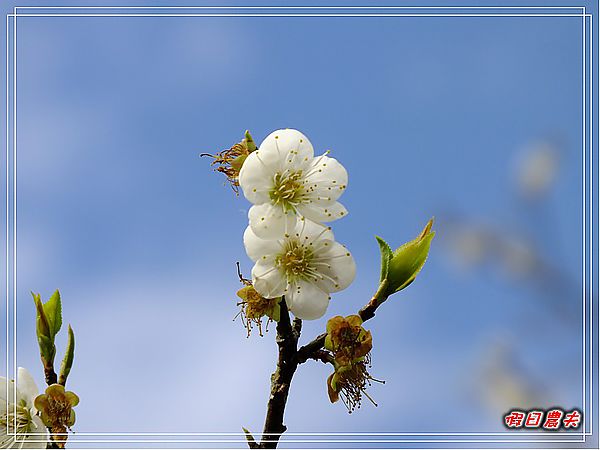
[258,298,299,449]
[46,439,60,449]
[309,349,335,365]
[297,282,389,364]
[44,366,57,386]
[296,333,326,364]
[292,317,302,339]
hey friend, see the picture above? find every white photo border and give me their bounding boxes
[3,4,597,448]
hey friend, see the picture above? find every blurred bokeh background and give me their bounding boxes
[1,0,596,445]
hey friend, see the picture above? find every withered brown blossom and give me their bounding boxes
[34,384,79,448]
[235,264,280,337]
[324,315,383,413]
[325,315,372,366]
[201,131,256,193]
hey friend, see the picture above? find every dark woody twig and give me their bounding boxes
[297,283,389,365]
[259,298,299,449]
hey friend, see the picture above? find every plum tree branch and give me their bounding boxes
[253,282,391,449]
[297,282,389,364]
[258,298,299,449]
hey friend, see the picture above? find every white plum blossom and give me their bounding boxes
[244,217,356,320]
[238,129,349,239]
[0,368,47,449]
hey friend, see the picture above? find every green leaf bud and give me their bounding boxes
[378,218,435,298]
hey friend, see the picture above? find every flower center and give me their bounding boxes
[270,171,304,209]
[1,403,33,434]
[277,239,313,280]
[46,397,72,426]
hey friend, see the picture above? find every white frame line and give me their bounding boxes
[4,5,595,447]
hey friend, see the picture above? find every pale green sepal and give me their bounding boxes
[324,334,334,352]
[267,300,281,322]
[230,154,248,172]
[244,130,257,152]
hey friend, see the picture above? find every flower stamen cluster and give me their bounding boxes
[276,238,313,279]
[327,357,381,413]
[1,400,34,435]
[270,170,304,209]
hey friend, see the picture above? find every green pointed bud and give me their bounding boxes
[378,219,435,297]
[33,290,64,385]
[33,293,56,367]
[58,325,75,386]
[33,293,51,341]
[244,130,257,152]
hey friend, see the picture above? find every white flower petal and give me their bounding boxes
[286,280,330,320]
[296,201,348,224]
[252,260,287,299]
[243,226,281,262]
[238,151,275,204]
[294,217,335,244]
[16,368,38,407]
[0,377,16,404]
[303,155,348,202]
[0,431,15,449]
[260,129,314,171]
[20,433,48,449]
[30,415,46,434]
[21,417,49,449]
[248,203,296,240]
[312,241,356,293]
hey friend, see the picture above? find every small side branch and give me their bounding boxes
[242,427,259,449]
[297,289,388,364]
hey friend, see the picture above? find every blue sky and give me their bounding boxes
[1,1,596,445]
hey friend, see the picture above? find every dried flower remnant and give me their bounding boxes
[324,315,383,413]
[327,357,383,413]
[325,315,372,366]
[34,384,79,448]
[236,284,281,337]
[201,130,257,193]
